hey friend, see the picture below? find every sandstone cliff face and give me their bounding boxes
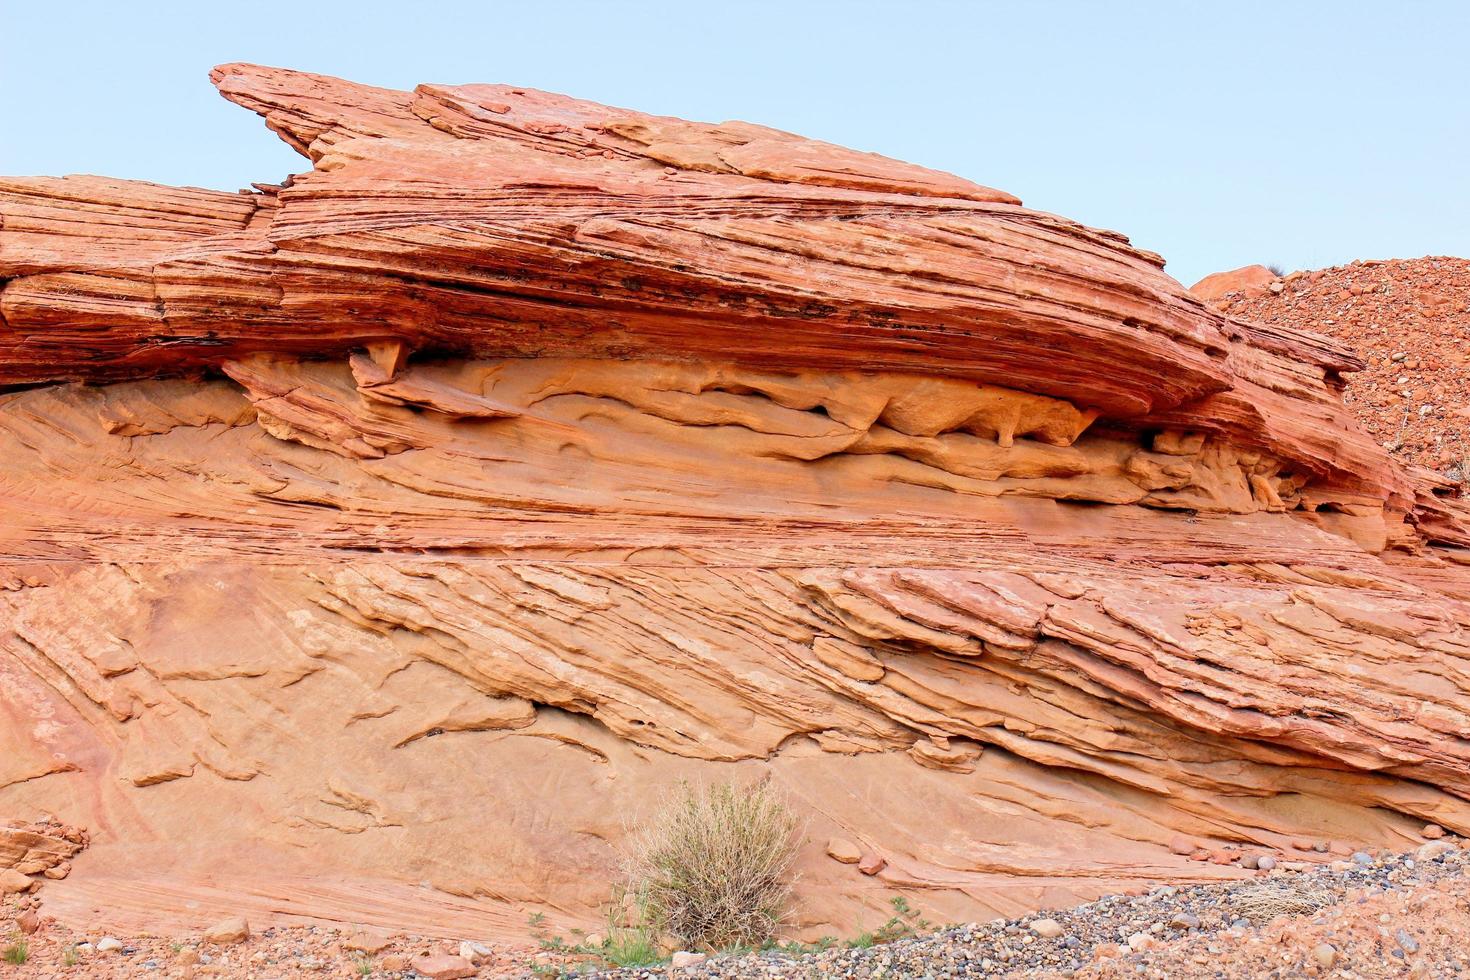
[2,66,1469,940]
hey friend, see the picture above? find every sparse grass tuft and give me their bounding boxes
[3,938,28,965]
[625,779,801,950]
[602,925,660,968]
[845,896,932,948]
[527,904,664,973]
[62,944,79,967]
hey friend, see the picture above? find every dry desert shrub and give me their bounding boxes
[1231,882,1334,923]
[625,779,801,950]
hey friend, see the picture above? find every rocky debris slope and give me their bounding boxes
[2,65,1470,944]
[589,837,1468,979]
[0,893,557,978]
[1193,257,1470,477]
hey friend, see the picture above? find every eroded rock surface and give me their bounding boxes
[2,65,1469,941]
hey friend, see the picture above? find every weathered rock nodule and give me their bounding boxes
[1,65,1468,942]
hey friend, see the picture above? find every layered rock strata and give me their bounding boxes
[2,65,1468,940]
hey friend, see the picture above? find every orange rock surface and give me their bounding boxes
[1189,264,1277,303]
[2,65,1469,942]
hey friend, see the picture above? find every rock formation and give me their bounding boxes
[2,65,1469,940]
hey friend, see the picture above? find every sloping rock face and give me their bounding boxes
[2,66,1470,939]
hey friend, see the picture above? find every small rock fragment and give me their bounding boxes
[411,953,477,980]
[671,950,708,969]
[459,939,493,964]
[857,853,887,876]
[1029,918,1064,939]
[826,838,862,864]
[1312,943,1337,968]
[343,929,393,954]
[97,937,124,953]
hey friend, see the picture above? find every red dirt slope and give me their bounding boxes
[1198,256,1470,478]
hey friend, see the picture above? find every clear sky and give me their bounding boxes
[3,0,1466,287]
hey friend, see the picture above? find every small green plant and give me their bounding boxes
[624,779,801,950]
[355,954,374,975]
[528,911,574,953]
[846,896,933,948]
[602,925,660,968]
[2,938,28,965]
[63,945,79,967]
[526,905,663,973]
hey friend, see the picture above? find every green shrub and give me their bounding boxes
[625,780,800,950]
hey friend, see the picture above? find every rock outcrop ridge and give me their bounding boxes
[2,66,1469,940]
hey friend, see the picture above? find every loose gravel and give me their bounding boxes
[586,840,1467,979]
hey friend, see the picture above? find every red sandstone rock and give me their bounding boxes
[411,953,477,979]
[0,868,34,894]
[0,821,85,876]
[0,65,1468,946]
[1190,264,1278,302]
[203,917,250,945]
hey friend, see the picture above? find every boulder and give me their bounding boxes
[1029,918,1064,938]
[0,869,34,894]
[203,917,250,945]
[1417,839,1456,861]
[1189,264,1278,302]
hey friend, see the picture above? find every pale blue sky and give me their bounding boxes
[3,0,1466,286]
